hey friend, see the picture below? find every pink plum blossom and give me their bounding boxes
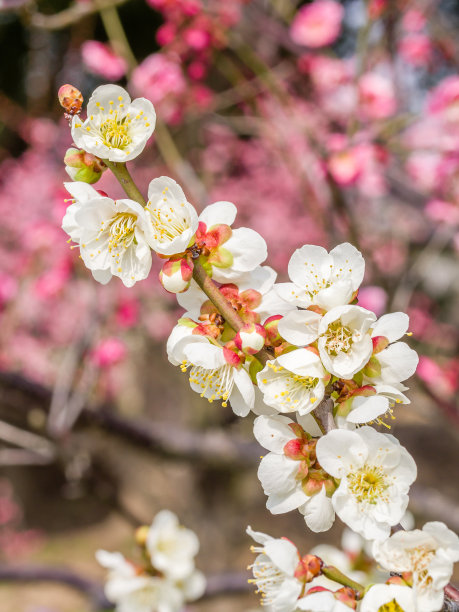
[359,72,397,120]
[81,41,127,81]
[290,0,344,48]
[91,338,127,368]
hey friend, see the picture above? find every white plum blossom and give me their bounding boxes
[247,526,303,612]
[96,550,184,612]
[146,510,200,581]
[167,323,255,416]
[372,522,459,612]
[316,426,417,540]
[62,182,152,287]
[71,84,156,162]
[278,305,376,379]
[145,176,199,256]
[256,350,327,415]
[359,584,416,612]
[275,243,364,310]
[196,201,268,282]
[253,415,335,532]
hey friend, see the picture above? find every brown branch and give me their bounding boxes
[0,564,250,606]
[27,0,130,30]
[0,370,260,468]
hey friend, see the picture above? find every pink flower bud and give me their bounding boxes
[290,0,344,49]
[64,148,106,184]
[222,340,244,367]
[159,258,193,293]
[91,338,127,368]
[264,315,283,346]
[58,84,83,116]
[294,555,323,583]
[234,323,266,355]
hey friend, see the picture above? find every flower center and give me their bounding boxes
[100,118,132,150]
[347,464,389,503]
[324,320,356,355]
[107,212,137,252]
[182,361,234,407]
[265,363,319,409]
[377,601,405,612]
[407,545,435,590]
[147,196,189,243]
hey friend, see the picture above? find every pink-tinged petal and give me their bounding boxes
[372,335,389,354]
[278,310,321,345]
[371,312,409,342]
[199,201,237,227]
[204,224,232,248]
[253,415,295,452]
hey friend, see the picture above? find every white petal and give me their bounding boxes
[371,312,409,342]
[278,310,321,345]
[199,201,236,227]
[288,245,330,287]
[316,429,368,477]
[301,487,335,533]
[267,488,309,514]
[214,228,267,276]
[258,453,299,495]
[253,415,295,452]
[347,395,389,424]
[378,342,419,382]
[264,538,299,575]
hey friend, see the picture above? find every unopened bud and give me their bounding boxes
[64,148,106,184]
[335,586,357,609]
[234,323,266,355]
[135,525,149,546]
[223,340,244,367]
[294,554,323,583]
[387,572,413,587]
[159,257,193,293]
[58,84,83,117]
[264,315,283,346]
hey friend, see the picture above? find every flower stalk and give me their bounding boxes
[321,564,364,597]
[103,160,146,206]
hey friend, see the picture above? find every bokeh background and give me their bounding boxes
[0,0,458,610]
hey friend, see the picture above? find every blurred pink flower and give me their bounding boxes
[417,356,459,397]
[183,26,211,51]
[405,151,441,192]
[401,9,426,32]
[359,72,397,119]
[81,41,127,81]
[425,199,459,225]
[0,273,18,307]
[357,286,387,316]
[91,338,127,368]
[33,260,72,299]
[131,52,186,108]
[398,34,432,66]
[156,22,176,46]
[290,0,344,48]
[328,149,362,185]
[428,76,459,122]
[116,298,140,328]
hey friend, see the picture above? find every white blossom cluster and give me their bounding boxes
[97,510,205,612]
[60,84,459,612]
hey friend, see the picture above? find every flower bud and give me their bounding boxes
[58,84,83,116]
[223,340,244,367]
[234,323,266,355]
[335,586,357,608]
[64,148,106,184]
[264,315,283,346]
[159,257,194,293]
[294,554,323,583]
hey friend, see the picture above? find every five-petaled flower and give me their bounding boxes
[71,84,156,162]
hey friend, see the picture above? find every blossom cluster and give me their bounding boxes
[97,510,205,612]
[59,82,458,612]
